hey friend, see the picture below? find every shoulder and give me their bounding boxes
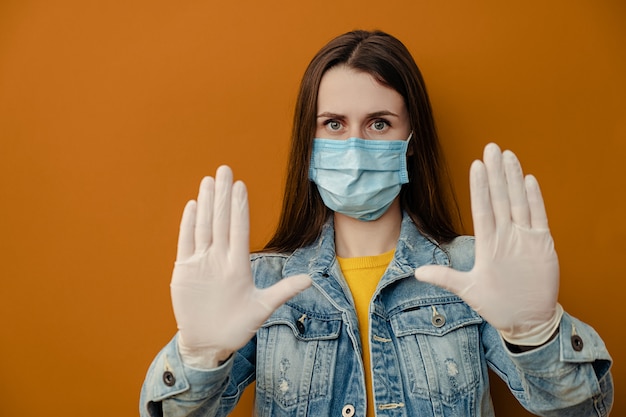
[250,251,291,262]
[250,252,291,269]
[249,252,291,286]
[438,235,475,272]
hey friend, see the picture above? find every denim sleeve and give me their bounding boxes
[484,312,613,416]
[139,334,257,417]
[445,236,613,415]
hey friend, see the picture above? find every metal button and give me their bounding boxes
[296,320,305,333]
[342,404,355,417]
[163,371,176,387]
[431,314,446,327]
[322,273,330,278]
[571,335,584,352]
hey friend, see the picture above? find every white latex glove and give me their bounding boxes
[170,166,312,368]
[415,143,562,346]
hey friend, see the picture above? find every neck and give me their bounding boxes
[334,199,403,258]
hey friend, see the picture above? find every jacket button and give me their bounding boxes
[296,320,305,333]
[342,404,355,417]
[163,371,176,387]
[431,314,446,327]
[571,335,584,352]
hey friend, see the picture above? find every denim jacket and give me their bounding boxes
[141,213,613,417]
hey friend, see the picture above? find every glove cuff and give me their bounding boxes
[500,303,564,346]
[177,334,233,370]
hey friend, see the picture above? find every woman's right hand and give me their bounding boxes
[170,166,312,368]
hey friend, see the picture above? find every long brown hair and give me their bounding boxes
[264,30,461,252]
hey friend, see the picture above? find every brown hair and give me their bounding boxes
[264,30,461,252]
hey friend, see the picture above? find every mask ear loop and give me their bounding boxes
[405,131,414,156]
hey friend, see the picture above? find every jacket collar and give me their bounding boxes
[282,211,450,286]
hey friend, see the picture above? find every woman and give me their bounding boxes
[140,30,613,416]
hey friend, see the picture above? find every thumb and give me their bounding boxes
[414,265,469,296]
[256,274,313,314]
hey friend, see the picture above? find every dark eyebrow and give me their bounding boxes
[316,112,344,119]
[367,110,400,118]
[316,110,400,119]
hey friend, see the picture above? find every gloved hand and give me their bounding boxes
[415,143,562,346]
[170,166,312,368]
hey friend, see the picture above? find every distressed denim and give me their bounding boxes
[141,213,613,417]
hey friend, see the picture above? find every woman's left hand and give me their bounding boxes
[415,143,562,346]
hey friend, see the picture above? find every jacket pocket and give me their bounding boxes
[390,300,483,406]
[256,303,342,410]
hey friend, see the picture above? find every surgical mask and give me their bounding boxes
[308,133,412,221]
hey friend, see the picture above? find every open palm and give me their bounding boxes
[416,144,561,345]
[170,166,311,366]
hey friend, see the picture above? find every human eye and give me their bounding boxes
[324,119,343,132]
[370,119,390,132]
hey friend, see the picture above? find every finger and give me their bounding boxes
[176,200,197,261]
[469,159,495,240]
[255,274,313,314]
[194,176,215,254]
[230,180,250,257]
[213,165,234,247]
[483,143,511,227]
[415,265,470,298]
[503,150,531,228]
[525,175,549,230]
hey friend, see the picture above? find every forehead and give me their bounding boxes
[317,66,405,114]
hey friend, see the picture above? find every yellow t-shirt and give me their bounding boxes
[337,248,395,417]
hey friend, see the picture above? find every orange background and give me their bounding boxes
[1,1,624,416]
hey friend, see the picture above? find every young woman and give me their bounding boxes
[140,30,613,417]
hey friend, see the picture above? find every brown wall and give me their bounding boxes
[1,1,624,415]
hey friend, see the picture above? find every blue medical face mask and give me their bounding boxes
[308,133,412,221]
